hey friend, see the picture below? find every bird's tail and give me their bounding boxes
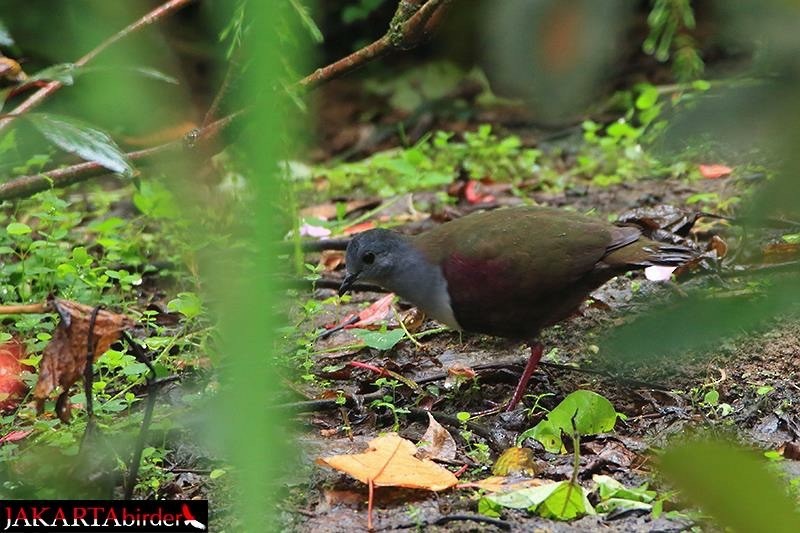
[603,238,696,269]
[641,243,696,266]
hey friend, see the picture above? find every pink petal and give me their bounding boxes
[299,222,331,238]
[0,429,32,443]
[645,265,677,281]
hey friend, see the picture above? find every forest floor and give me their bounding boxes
[278,75,800,531]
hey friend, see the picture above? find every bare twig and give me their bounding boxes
[0,111,242,201]
[0,0,195,135]
[0,303,49,314]
[299,0,452,90]
[201,49,241,128]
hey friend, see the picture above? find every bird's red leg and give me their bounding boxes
[505,342,544,411]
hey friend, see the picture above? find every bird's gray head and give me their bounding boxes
[338,229,410,296]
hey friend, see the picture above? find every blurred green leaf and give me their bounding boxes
[167,292,203,319]
[660,440,800,533]
[602,278,800,362]
[635,85,659,110]
[6,222,31,235]
[288,0,323,43]
[28,63,78,85]
[26,112,133,175]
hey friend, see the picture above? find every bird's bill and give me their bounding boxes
[338,272,359,296]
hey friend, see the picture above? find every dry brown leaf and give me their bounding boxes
[316,433,458,491]
[492,447,538,476]
[417,413,457,462]
[444,364,477,389]
[319,250,345,272]
[401,307,426,333]
[33,299,134,422]
[763,242,800,263]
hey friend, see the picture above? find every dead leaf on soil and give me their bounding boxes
[32,299,134,422]
[763,242,800,263]
[417,413,457,462]
[401,307,426,333]
[444,364,477,389]
[698,163,733,179]
[583,438,637,469]
[0,338,31,413]
[316,432,458,491]
[343,221,376,235]
[319,250,345,272]
[492,447,538,476]
[326,293,396,336]
[322,488,365,507]
[779,441,800,461]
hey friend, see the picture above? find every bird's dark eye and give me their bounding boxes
[362,252,375,264]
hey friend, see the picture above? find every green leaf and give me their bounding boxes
[210,468,227,480]
[703,389,719,406]
[121,362,150,376]
[167,292,203,319]
[635,85,659,110]
[288,0,324,43]
[528,390,618,453]
[477,497,503,518]
[26,112,133,175]
[595,498,652,514]
[483,481,594,521]
[781,233,800,244]
[594,475,655,503]
[6,222,32,236]
[485,482,561,510]
[538,481,594,521]
[132,180,178,218]
[113,65,179,84]
[660,440,800,533]
[28,63,78,85]
[352,328,405,350]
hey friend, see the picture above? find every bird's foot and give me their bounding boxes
[504,342,544,412]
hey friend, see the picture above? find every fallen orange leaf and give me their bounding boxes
[343,221,376,235]
[316,433,458,491]
[698,164,733,179]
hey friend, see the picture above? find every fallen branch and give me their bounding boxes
[0,303,49,314]
[0,111,241,201]
[0,0,195,135]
